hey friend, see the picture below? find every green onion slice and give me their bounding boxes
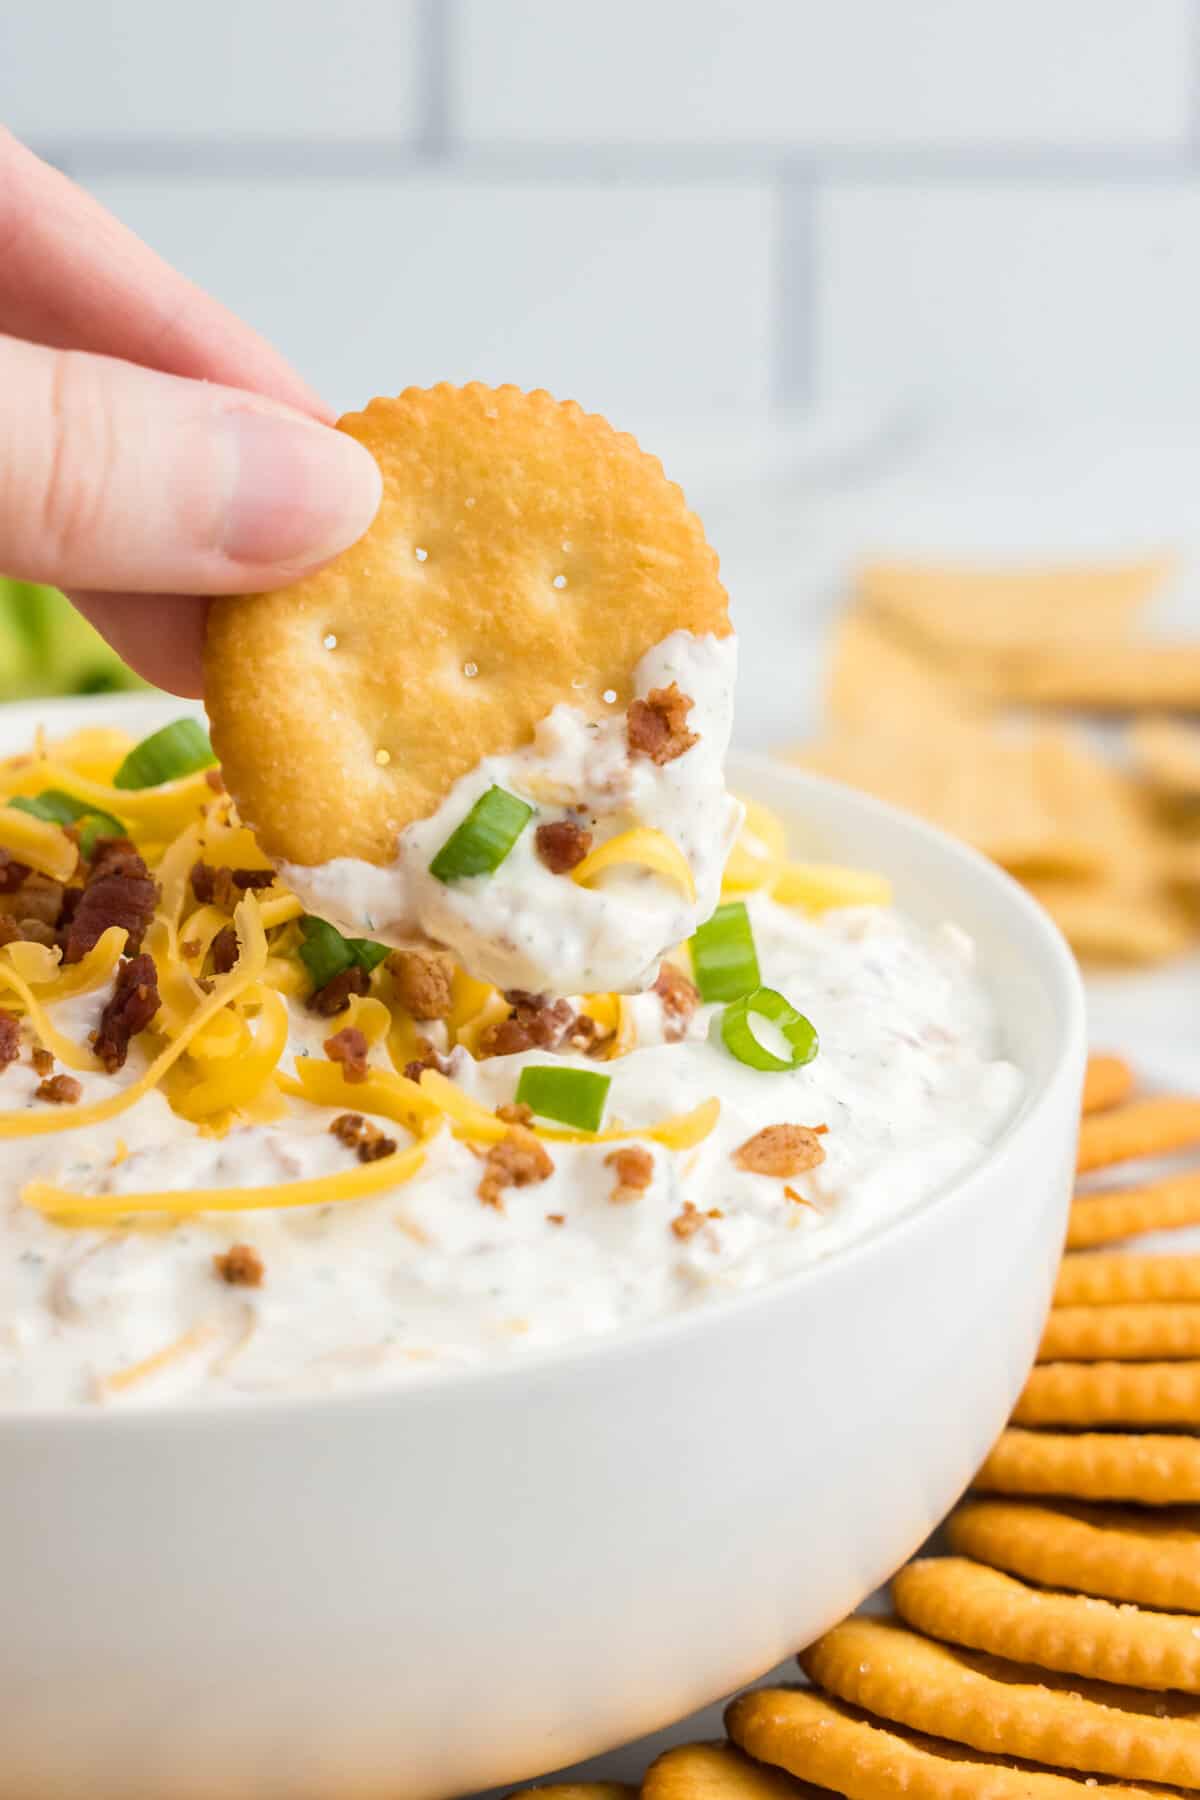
[719,986,819,1073]
[10,790,125,858]
[430,786,533,884]
[689,900,761,1002]
[515,1065,611,1134]
[299,916,389,989]
[113,718,216,790]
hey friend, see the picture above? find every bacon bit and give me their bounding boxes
[387,948,454,1020]
[180,938,201,959]
[545,1212,566,1226]
[605,1144,654,1203]
[30,1046,54,1077]
[36,1073,82,1105]
[496,1100,534,1126]
[329,1112,398,1164]
[535,818,593,874]
[17,918,58,947]
[63,839,157,963]
[0,1010,20,1071]
[0,871,66,932]
[478,990,575,1059]
[209,924,239,975]
[307,963,369,1017]
[324,1026,370,1083]
[564,1012,614,1058]
[477,1128,554,1210]
[403,1037,451,1084]
[0,852,30,893]
[213,1243,264,1288]
[190,861,274,910]
[733,1124,827,1177]
[784,1185,816,1210]
[0,917,20,949]
[93,952,161,1074]
[627,683,698,766]
[670,1199,723,1241]
[654,962,700,1040]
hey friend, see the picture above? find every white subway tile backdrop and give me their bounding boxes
[3,0,1200,437]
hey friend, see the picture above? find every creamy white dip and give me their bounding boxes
[0,898,1021,1409]
[283,631,741,996]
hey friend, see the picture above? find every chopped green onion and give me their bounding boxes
[689,900,760,1002]
[9,790,125,858]
[516,1065,612,1134]
[430,786,533,883]
[718,986,819,1073]
[113,718,216,789]
[298,916,388,989]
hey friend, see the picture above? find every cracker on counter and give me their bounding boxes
[825,607,975,734]
[1055,1251,1200,1306]
[948,1498,1200,1614]
[510,1786,636,1800]
[1082,1054,1135,1116]
[1068,1171,1200,1250]
[1021,876,1194,965]
[974,1428,1200,1505]
[893,1556,1200,1696]
[1039,1303,1200,1363]
[1130,715,1200,800]
[207,384,731,867]
[1013,1359,1200,1429]
[796,724,1111,878]
[801,1613,1200,1787]
[1017,643,1200,712]
[856,559,1169,703]
[643,1741,811,1800]
[725,1684,1168,1800]
[1077,1098,1200,1174]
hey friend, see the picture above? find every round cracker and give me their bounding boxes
[893,1557,1200,1695]
[1014,1360,1200,1427]
[975,1429,1200,1505]
[643,1741,815,1800]
[1039,1305,1200,1363]
[725,1685,1168,1800]
[206,384,731,866]
[1056,1253,1200,1307]
[948,1498,1200,1612]
[801,1614,1200,1786]
[1083,1055,1135,1116]
[1068,1173,1200,1250]
[1076,1098,1200,1175]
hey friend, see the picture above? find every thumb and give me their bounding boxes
[0,333,381,593]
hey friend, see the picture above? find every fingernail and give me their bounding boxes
[220,409,382,569]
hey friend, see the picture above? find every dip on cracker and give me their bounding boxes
[206,384,739,996]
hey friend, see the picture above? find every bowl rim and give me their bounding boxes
[0,701,1087,1432]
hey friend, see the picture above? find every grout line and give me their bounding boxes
[771,171,817,418]
[31,138,1200,186]
[416,0,454,159]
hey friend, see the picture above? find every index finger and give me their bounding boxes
[0,129,329,419]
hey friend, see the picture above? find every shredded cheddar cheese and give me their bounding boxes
[571,827,697,902]
[0,807,78,882]
[771,862,893,912]
[25,1129,434,1223]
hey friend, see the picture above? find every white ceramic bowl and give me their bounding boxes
[0,699,1087,1800]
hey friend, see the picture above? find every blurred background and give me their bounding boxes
[2,0,1200,738]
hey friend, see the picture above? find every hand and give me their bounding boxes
[0,130,382,697]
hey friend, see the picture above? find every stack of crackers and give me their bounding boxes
[516,1051,1200,1800]
[792,559,1200,963]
